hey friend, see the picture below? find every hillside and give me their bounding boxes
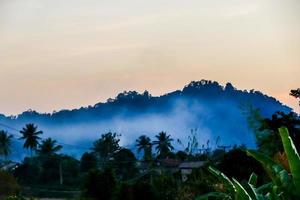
[0,80,291,159]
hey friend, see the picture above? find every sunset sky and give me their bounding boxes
[0,0,299,115]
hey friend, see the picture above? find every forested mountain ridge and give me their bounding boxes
[0,80,290,122]
[0,80,291,159]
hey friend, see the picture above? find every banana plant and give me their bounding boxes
[197,127,300,200]
[246,127,300,199]
[197,166,271,200]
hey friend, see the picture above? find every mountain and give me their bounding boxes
[0,80,291,160]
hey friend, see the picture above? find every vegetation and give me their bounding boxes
[290,88,300,107]
[0,171,21,199]
[153,131,174,159]
[0,88,299,200]
[136,135,152,162]
[92,132,120,162]
[19,124,43,156]
[0,130,13,160]
[37,138,62,156]
[199,127,300,200]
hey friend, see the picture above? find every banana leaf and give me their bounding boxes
[279,127,300,193]
[246,150,290,187]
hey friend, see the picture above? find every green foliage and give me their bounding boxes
[113,148,138,180]
[4,196,27,200]
[14,154,80,187]
[246,127,300,199]
[199,127,300,199]
[197,167,269,200]
[19,123,43,156]
[114,181,155,200]
[36,138,62,156]
[253,112,300,156]
[152,172,178,200]
[176,151,189,161]
[14,157,41,184]
[0,171,21,198]
[81,168,117,200]
[92,132,120,162]
[218,148,266,183]
[60,155,81,186]
[153,131,174,159]
[0,130,13,159]
[290,88,300,106]
[80,152,97,172]
[136,135,152,162]
[279,127,300,194]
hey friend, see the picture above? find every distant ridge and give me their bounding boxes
[0,80,292,159]
[0,80,290,121]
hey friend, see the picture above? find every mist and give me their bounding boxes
[2,81,290,160]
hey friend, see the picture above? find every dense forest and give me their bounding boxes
[0,85,299,200]
[0,80,292,160]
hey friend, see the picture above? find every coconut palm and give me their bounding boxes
[19,123,43,156]
[37,138,62,156]
[0,130,13,160]
[153,131,174,158]
[136,135,152,161]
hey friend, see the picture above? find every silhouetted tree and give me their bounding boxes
[80,152,98,172]
[258,112,300,155]
[0,171,21,198]
[115,181,155,200]
[152,172,177,200]
[290,88,300,107]
[218,148,266,183]
[92,132,120,162]
[113,148,137,180]
[82,168,117,200]
[0,130,13,160]
[153,132,174,158]
[19,123,43,156]
[136,135,152,161]
[37,138,62,156]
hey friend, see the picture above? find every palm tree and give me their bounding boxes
[37,138,62,156]
[136,135,152,161]
[153,131,174,158]
[20,123,43,156]
[0,130,13,160]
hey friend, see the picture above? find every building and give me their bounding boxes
[179,161,205,182]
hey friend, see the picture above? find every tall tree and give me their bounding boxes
[0,130,13,160]
[290,88,300,107]
[153,132,174,158]
[80,152,98,172]
[136,135,152,161]
[92,132,120,161]
[19,123,43,156]
[258,112,300,156]
[113,148,137,180]
[37,138,62,156]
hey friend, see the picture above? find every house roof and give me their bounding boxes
[179,161,205,169]
[158,158,181,167]
[0,161,20,171]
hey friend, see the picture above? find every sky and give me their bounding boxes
[0,0,299,115]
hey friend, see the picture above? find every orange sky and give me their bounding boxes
[0,0,299,115]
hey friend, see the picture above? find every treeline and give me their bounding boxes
[0,89,299,200]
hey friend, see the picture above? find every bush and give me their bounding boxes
[81,168,117,200]
[0,171,21,198]
[217,148,266,183]
[115,181,154,200]
[4,196,26,200]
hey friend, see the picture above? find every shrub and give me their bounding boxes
[81,168,117,200]
[0,171,21,198]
